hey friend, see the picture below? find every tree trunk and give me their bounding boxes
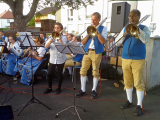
[3,0,39,32]
[14,18,27,32]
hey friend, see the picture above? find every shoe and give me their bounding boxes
[56,88,61,94]
[120,100,132,109]
[75,90,86,97]
[134,105,143,116]
[43,88,52,94]
[91,90,97,99]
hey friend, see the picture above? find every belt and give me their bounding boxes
[88,49,95,51]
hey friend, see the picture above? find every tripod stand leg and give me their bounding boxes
[55,106,74,118]
[76,106,86,112]
[34,97,52,110]
[75,106,82,120]
[17,97,33,116]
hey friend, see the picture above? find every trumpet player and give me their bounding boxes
[43,22,67,94]
[119,9,150,116]
[76,12,107,99]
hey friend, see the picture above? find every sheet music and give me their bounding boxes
[53,42,87,55]
[10,48,20,57]
[18,32,36,47]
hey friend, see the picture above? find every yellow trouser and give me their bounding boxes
[80,50,102,78]
[122,58,145,91]
[64,59,81,68]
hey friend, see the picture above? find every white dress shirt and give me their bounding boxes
[47,35,67,64]
[37,47,46,57]
[89,26,107,49]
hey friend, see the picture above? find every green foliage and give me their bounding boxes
[27,16,35,27]
[0,28,10,31]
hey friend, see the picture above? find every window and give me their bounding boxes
[78,8,84,20]
[68,9,73,21]
[7,20,10,23]
[86,5,94,19]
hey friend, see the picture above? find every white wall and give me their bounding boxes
[0,19,14,28]
[35,22,41,27]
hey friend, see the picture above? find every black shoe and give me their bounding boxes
[134,105,143,116]
[91,90,97,99]
[43,88,52,94]
[120,100,132,109]
[75,90,86,97]
[56,88,61,94]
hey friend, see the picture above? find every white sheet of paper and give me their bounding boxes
[18,32,36,47]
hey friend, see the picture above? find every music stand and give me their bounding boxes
[54,42,87,120]
[17,33,51,116]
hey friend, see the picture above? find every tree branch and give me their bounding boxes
[24,0,39,23]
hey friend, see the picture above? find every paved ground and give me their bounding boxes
[0,72,160,120]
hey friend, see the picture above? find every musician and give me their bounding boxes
[14,37,46,85]
[0,30,8,44]
[0,35,20,75]
[43,22,67,94]
[67,33,74,43]
[76,12,107,99]
[118,9,150,116]
[63,36,84,76]
[40,33,46,41]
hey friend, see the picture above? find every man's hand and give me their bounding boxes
[8,47,10,51]
[0,35,2,39]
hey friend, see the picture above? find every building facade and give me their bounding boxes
[61,0,159,36]
[0,10,14,28]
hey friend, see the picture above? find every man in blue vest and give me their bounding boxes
[76,12,107,99]
[0,30,8,44]
[119,9,150,116]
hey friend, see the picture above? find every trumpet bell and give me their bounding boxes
[126,24,139,39]
[87,26,98,38]
[52,32,61,40]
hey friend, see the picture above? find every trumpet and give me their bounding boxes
[108,14,151,50]
[52,26,66,41]
[72,17,107,43]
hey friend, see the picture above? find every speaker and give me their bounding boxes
[110,2,131,33]
[0,105,14,120]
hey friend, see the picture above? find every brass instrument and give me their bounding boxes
[52,27,66,41]
[108,14,151,49]
[87,17,107,38]
[72,17,107,43]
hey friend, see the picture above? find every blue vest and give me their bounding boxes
[0,36,6,42]
[122,25,146,60]
[84,25,104,54]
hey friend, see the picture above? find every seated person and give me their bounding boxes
[0,30,8,45]
[0,35,20,75]
[14,37,46,85]
[66,33,74,60]
[63,36,84,76]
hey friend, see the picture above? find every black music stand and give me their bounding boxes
[54,42,87,120]
[17,33,51,116]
